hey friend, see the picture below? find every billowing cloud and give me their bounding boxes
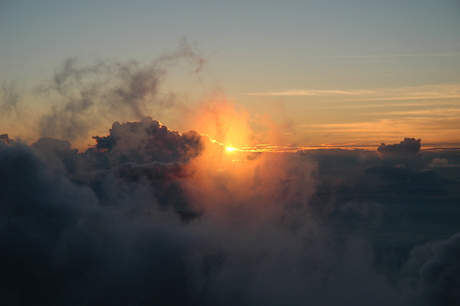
[399,233,460,305]
[92,116,204,165]
[0,134,14,144]
[1,120,459,305]
[377,137,421,158]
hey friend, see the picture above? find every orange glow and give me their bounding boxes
[177,99,254,150]
[171,99,317,226]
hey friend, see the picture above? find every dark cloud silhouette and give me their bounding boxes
[33,137,72,152]
[1,127,459,305]
[419,233,460,305]
[399,233,460,306]
[0,140,199,305]
[378,138,421,159]
[92,116,204,165]
[0,134,14,144]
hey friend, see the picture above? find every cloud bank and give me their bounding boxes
[1,119,459,305]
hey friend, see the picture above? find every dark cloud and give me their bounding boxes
[363,165,448,195]
[33,137,72,153]
[419,233,460,305]
[0,140,198,305]
[1,123,460,306]
[378,138,421,159]
[399,233,460,306]
[302,141,460,306]
[0,134,14,144]
[428,158,460,168]
[92,116,204,165]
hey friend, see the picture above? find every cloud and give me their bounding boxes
[377,138,421,158]
[299,101,459,110]
[299,118,460,149]
[246,89,375,96]
[306,53,460,59]
[377,108,460,117]
[36,56,166,141]
[1,80,21,115]
[399,233,460,306]
[32,39,205,144]
[1,120,459,305]
[92,116,204,165]
[246,84,460,100]
[33,137,73,154]
[0,139,200,305]
[428,158,460,168]
[0,134,14,144]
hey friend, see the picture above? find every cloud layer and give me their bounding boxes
[1,120,459,305]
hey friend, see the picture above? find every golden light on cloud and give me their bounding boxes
[180,100,254,150]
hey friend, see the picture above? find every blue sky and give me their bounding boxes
[1,0,460,147]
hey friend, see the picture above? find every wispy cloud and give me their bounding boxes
[305,53,460,59]
[247,89,374,96]
[248,84,460,147]
[377,108,460,117]
[294,101,459,110]
[246,84,460,101]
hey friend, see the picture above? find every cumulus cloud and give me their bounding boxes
[0,138,200,305]
[378,137,421,159]
[1,121,459,306]
[399,233,460,306]
[0,134,14,144]
[92,116,204,165]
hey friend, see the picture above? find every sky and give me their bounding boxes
[1,2,460,305]
[1,0,460,148]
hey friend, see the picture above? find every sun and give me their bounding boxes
[226,147,236,152]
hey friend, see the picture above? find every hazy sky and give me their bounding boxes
[1,0,460,147]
